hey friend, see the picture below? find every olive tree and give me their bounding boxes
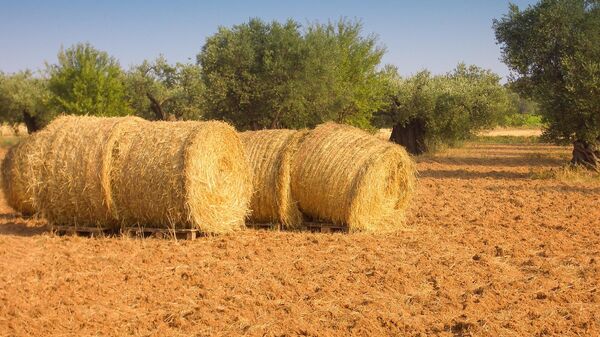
[199,19,306,130]
[198,18,388,130]
[126,56,204,121]
[47,43,131,116]
[0,71,54,133]
[494,0,600,169]
[302,19,388,129]
[375,64,512,154]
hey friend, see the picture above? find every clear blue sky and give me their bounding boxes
[0,0,537,79]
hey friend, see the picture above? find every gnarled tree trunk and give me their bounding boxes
[389,118,427,155]
[22,110,41,133]
[571,139,600,171]
[147,93,175,121]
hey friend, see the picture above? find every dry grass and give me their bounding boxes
[0,123,28,137]
[240,129,306,228]
[530,165,600,183]
[292,123,416,232]
[377,128,392,140]
[480,127,543,137]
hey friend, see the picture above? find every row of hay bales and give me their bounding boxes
[241,123,416,232]
[2,116,252,234]
[2,116,416,233]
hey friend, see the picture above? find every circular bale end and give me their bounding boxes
[348,145,416,233]
[1,116,76,216]
[1,140,35,215]
[292,122,417,232]
[240,129,306,228]
[111,120,252,234]
[185,122,253,234]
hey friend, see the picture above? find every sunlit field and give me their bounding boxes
[1,133,598,336]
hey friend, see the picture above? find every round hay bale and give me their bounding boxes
[111,120,252,233]
[34,115,144,227]
[1,139,37,215]
[1,118,73,215]
[240,129,306,228]
[291,122,417,232]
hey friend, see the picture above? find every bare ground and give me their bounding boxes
[377,127,544,140]
[479,128,543,137]
[0,141,599,336]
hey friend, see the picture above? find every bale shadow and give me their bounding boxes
[0,213,49,237]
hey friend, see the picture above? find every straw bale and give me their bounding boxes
[1,138,39,215]
[291,122,416,232]
[111,120,252,233]
[1,118,72,215]
[240,129,306,228]
[34,116,143,227]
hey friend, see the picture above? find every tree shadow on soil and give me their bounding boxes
[0,213,49,237]
[482,184,600,194]
[418,155,565,168]
[419,169,532,180]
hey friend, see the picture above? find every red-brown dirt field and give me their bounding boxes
[1,140,599,337]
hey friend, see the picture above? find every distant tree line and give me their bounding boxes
[1,19,392,132]
[0,16,562,157]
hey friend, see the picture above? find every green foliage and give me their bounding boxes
[47,43,131,116]
[498,89,542,127]
[494,0,600,144]
[199,18,306,129]
[507,90,540,115]
[501,113,543,128]
[198,18,388,130]
[375,63,513,148]
[126,56,204,120]
[0,70,55,131]
[303,19,388,129]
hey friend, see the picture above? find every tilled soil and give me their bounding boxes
[0,142,599,336]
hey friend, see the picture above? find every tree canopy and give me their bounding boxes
[198,18,388,130]
[126,56,204,121]
[494,0,600,167]
[0,70,54,132]
[302,19,388,129]
[47,43,131,116]
[199,19,306,130]
[375,63,512,153]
